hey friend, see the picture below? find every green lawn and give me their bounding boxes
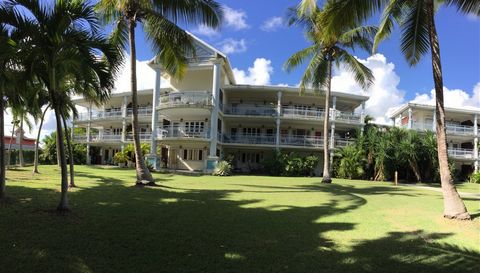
[1,165,479,273]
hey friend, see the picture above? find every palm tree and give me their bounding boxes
[284,0,375,183]
[322,0,478,219]
[32,104,50,174]
[5,0,121,211]
[96,0,223,185]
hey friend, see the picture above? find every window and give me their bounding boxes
[243,127,260,136]
[182,149,204,161]
[185,121,205,133]
[241,152,263,163]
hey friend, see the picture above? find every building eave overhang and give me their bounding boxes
[389,102,480,118]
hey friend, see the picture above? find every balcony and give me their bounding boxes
[224,105,276,116]
[158,126,210,140]
[125,132,152,142]
[281,135,323,147]
[448,148,475,160]
[127,107,153,117]
[334,111,362,124]
[409,122,475,136]
[73,133,122,143]
[159,92,212,109]
[76,107,153,122]
[222,133,276,145]
[282,107,325,120]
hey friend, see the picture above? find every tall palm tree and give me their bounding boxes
[4,0,121,211]
[96,0,223,185]
[284,0,375,183]
[322,0,479,219]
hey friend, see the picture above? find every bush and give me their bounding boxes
[336,145,366,179]
[468,172,480,184]
[213,160,232,176]
[263,152,319,177]
[113,152,129,164]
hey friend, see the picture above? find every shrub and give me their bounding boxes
[263,152,319,177]
[468,172,480,184]
[113,152,129,164]
[336,145,366,179]
[213,160,232,176]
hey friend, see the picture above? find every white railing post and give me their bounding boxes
[276,91,282,150]
[408,108,413,129]
[474,114,478,172]
[209,60,222,165]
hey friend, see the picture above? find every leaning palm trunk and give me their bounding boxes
[409,160,422,182]
[53,105,69,211]
[62,115,75,187]
[322,57,333,183]
[6,123,15,168]
[0,95,6,199]
[33,105,49,174]
[425,0,469,220]
[19,118,24,167]
[128,18,154,184]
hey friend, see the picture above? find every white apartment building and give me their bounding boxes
[72,35,368,175]
[390,103,479,177]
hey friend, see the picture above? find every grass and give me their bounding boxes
[1,165,479,273]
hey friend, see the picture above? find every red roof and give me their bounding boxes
[3,136,36,146]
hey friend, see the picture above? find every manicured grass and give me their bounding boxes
[1,165,479,273]
[417,182,480,194]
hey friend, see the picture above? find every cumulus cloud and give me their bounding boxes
[192,24,219,38]
[233,58,273,85]
[217,38,247,54]
[411,84,480,109]
[3,106,56,141]
[260,16,284,32]
[223,6,249,30]
[331,54,405,124]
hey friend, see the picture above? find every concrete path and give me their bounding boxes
[399,184,480,199]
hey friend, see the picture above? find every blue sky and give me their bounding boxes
[130,0,479,104]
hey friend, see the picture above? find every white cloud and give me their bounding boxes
[223,6,249,30]
[3,106,56,142]
[331,54,405,124]
[192,24,219,38]
[411,84,480,109]
[233,58,273,85]
[260,16,284,32]
[218,38,247,54]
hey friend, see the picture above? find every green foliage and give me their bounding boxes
[40,129,87,165]
[113,152,130,164]
[336,145,366,179]
[468,172,480,184]
[124,143,151,158]
[264,152,319,177]
[213,160,233,176]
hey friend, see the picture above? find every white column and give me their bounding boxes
[360,101,366,133]
[275,91,282,149]
[121,96,127,151]
[86,105,92,165]
[209,60,221,157]
[432,108,436,131]
[408,108,413,129]
[150,67,161,156]
[329,96,336,150]
[474,114,478,172]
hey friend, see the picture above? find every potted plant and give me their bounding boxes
[113,151,129,168]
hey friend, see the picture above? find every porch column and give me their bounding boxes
[86,105,92,165]
[474,114,478,172]
[408,108,413,129]
[121,96,128,151]
[329,96,337,171]
[207,60,221,172]
[147,66,162,170]
[360,100,366,134]
[275,91,282,150]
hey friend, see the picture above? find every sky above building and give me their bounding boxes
[7,0,480,140]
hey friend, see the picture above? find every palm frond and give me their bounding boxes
[445,0,480,15]
[283,45,317,72]
[400,1,430,66]
[336,49,374,89]
[374,0,407,53]
[339,25,378,52]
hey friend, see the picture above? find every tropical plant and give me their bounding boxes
[114,151,130,165]
[212,160,232,176]
[284,0,375,183]
[336,144,366,179]
[468,172,480,184]
[321,0,478,220]
[40,129,87,166]
[4,0,121,211]
[96,0,223,185]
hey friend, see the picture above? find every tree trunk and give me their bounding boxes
[7,123,15,168]
[426,0,469,220]
[54,105,69,212]
[322,58,333,183]
[33,105,49,174]
[62,115,75,188]
[409,160,422,182]
[128,18,154,185]
[0,95,6,199]
[19,118,24,167]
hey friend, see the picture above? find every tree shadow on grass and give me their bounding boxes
[0,180,478,273]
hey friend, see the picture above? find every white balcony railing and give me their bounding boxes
[282,107,325,120]
[281,135,324,147]
[334,111,362,124]
[409,122,475,136]
[76,107,153,121]
[224,105,276,116]
[159,92,211,109]
[158,126,210,139]
[125,132,152,142]
[448,148,474,159]
[222,133,276,145]
[127,107,152,117]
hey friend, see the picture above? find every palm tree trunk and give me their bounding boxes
[33,105,49,174]
[322,58,333,183]
[19,118,24,167]
[409,160,422,182]
[128,18,153,185]
[0,94,6,199]
[7,123,15,168]
[425,0,469,220]
[54,105,69,212]
[62,114,75,188]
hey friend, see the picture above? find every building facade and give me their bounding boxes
[390,103,479,177]
[72,35,368,175]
